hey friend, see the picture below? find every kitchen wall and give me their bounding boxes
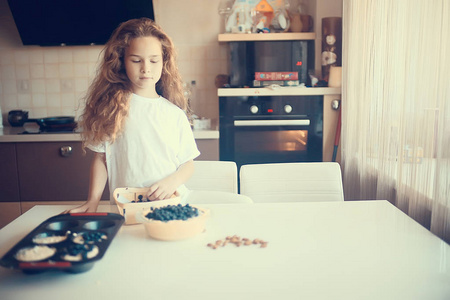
[0,0,342,126]
[0,0,228,124]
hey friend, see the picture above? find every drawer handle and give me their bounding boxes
[60,146,73,157]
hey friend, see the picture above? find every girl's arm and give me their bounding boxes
[63,152,108,213]
[146,159,195,200]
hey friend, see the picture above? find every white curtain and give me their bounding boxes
[341,0,450,243]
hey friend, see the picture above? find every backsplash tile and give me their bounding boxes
[43,49,59,64]
[59,63,74,78]
[3,79,16,94]
[47,93,60,107]
[29,49,44,64]
[0,51,14,65]
[30,79,45,93]
[17,94,31,107]
[14,50,29,65]
[16,79,30,93]
[1,65,15,79]
[58,49,73,63]
[45,79,60,93]
[44,64,60,79]
[1,43,228,126]
[30,64,44,78]
[73,49,88,63]
[73,63,88,78]
[32,93,46,107]
[15,65,29,79]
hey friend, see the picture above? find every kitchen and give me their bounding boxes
[0,0,342,226]
[0,0,449,298]
[1,0,449,238]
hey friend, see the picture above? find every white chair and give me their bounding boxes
[185,161,253,204]
[185,161,238,193]
[239,162,344,203]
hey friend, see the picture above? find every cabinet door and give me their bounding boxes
[0,143,20,202]
[196,140,219,161]
[0,202,21,229]
[16,142,109,201]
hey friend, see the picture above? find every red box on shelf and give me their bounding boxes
[254,72,299,81]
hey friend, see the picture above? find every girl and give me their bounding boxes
[66,18,200,213]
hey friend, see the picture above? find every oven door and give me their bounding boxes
[220,117,322,168]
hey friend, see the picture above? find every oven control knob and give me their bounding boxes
[284,105,293,114]
[250,105,259,114]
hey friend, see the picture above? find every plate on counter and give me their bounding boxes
[0,212,124,274]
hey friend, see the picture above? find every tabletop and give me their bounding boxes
[0,201,449,300]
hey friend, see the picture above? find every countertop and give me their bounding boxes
[0,201,449,300]
[0,125,219,142]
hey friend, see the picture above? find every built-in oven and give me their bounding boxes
[219,95,323,170]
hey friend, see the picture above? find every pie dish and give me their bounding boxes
[138,205,209,241]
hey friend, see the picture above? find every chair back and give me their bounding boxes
[185,161,238,193]
[239,162,344,202]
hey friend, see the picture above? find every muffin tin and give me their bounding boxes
[0,212,124,274]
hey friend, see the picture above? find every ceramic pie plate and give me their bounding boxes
[0,213,124,274]
[137,206,210,241]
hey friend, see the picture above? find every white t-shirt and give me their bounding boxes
[88,93,200,202]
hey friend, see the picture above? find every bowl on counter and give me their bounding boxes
[113,187,181,225]
[138,204,209,241]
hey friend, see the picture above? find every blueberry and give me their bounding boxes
[145,204,200,222]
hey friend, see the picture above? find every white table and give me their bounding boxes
[0,201,449,300]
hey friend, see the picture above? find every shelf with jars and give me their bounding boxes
[218,32,315,42]
[216,0,338,96]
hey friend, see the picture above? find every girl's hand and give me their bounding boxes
[61,202,98,214]
[146,160,194,201]
[146,178,180,201]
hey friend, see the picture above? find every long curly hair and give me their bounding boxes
[80,18,188,147]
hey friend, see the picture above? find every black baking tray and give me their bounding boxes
[0,212,124,274]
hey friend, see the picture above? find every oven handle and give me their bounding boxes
[234,119,310,126]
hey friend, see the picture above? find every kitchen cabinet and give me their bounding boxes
[0,143,21,228]
[0,141,110,228]
[16,142,109,202]
[196,139,219,161]
[0,143,20,202]
[0,202,21,229]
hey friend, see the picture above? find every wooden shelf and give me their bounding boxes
[218,32,316,42]
[218,87,341,97]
